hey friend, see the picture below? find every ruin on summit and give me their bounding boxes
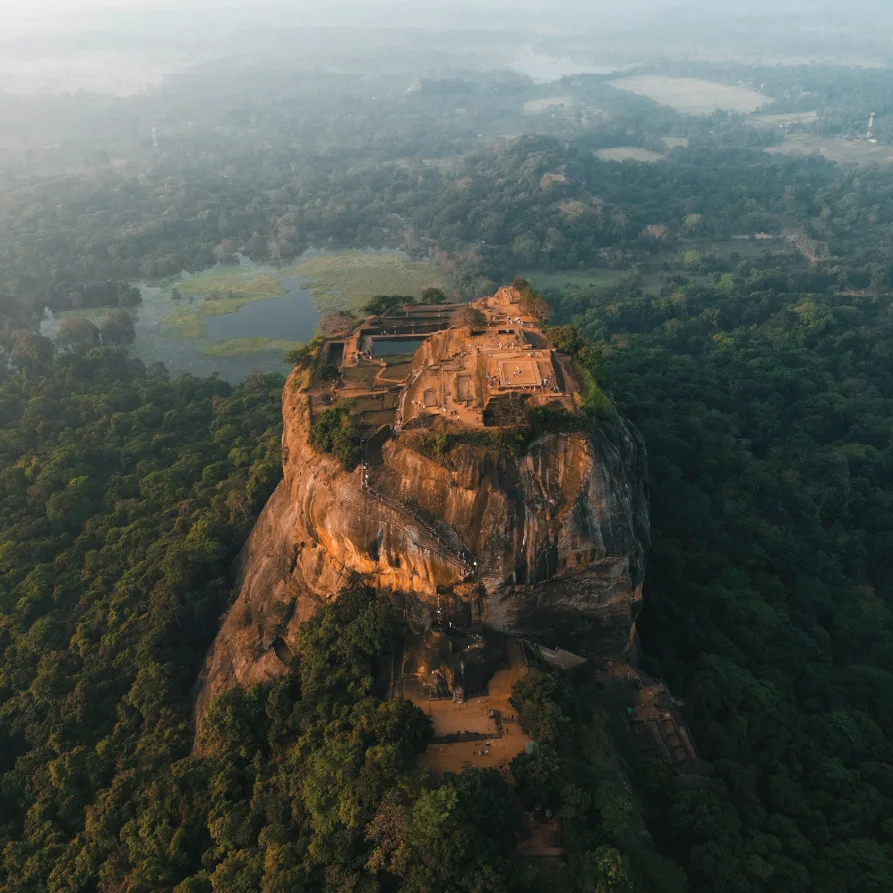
[310,285,580,436]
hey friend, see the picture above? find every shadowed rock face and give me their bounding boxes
[195,368,649,721]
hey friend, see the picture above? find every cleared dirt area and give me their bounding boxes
[517,812,562,857]
[609,75,769,115]
[523,96,573,114]
[595,147,664,163]
[752,110,818,126]
[413,640,532,778]
[765,133,893,166]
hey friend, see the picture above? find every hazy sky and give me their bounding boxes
[0,0,147,18]
[0,0,617,37]
[0,0,725,30]
[0,0,889,99]
[0,0,151,34]
[2,0,890,50]
[0,0,880,26]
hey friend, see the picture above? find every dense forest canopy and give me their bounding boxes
[6,98,893,309]
[1,40,893,893]
[558,275,893,892]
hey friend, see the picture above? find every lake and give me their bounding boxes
[41,264,322,384]
[40,249,448,383]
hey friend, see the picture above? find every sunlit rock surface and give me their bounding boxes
[196,290,649,721]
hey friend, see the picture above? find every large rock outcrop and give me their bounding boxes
[196,369,649,720]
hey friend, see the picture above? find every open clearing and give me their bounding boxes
[609,75,769,115]
[509,46,628,82]
[752,110,818,127]
[411,639,531,779]
[765,133,893,166]
[522,268,663,295]
[595,147,664,163]
[417,700,530,778]
[661,136,689,149]
[282,252,451,312]
[175,268,285,301]
[523,95,573,114]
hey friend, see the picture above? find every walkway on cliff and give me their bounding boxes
[359,433,478,580]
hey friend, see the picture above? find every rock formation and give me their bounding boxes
[196,286,649,720]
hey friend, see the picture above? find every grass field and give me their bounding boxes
[608,75,769,115]
[595,147,664,163]
[174,269,286,300]
[765,133,893,166]
[380,360,414,381]
[200,337,297,357]
[282,253,451,312]
[351,396,386,412]
[341,367,378,387]
[752,110,818,126]
[523,95,572,114]
[383,353,415,366]
[358,409,397,427]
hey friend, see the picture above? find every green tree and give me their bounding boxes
[452,305,487,330]
[100,309,136,346]
[56,316,101,351]
[9,330,54,370]
[285,344,313,368]
[583,846,635,893]
[308,402,360,469]
[318,311,357,336]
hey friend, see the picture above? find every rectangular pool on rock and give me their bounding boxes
[372,338,424,357]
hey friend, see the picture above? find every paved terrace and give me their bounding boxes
[410,638,533,778]
[394,288,577,430]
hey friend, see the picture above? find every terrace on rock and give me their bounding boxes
[309,286,579,437]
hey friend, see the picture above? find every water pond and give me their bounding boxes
[373,338,424,357]
[41,262,323,384]
[203,278,320,342]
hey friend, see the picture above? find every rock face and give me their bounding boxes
[196,369,649,720]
